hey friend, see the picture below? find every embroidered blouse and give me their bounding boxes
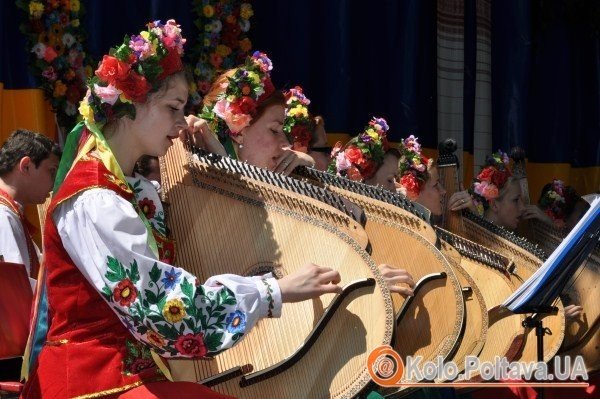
[52,175,282,357]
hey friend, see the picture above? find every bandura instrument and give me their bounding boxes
[160,140,394,398]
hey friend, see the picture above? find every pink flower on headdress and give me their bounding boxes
[482,184,499,201]
[129,35,152,60]
[251,51,273,73]
[93,84,122,105]
[403,135,421,152]
[335,152,351,172]
[474,180,499,201]
[214,99,252,134]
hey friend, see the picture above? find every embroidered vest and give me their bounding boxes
[21,155,174,398]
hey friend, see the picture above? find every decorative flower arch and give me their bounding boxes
[16,0,92,132]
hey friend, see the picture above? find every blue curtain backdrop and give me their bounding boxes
[1,0,599,171]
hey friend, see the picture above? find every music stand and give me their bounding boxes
[507,223,600,399]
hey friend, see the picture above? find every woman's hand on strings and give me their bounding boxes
[273,149,315,175]
[278,263,342,303]
[447,190,476,212]
[378,264,415,297]
[522,205,554,226]
[180,115,228,156]
[564,304,584,320]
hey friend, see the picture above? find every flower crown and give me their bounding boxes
[327,117,390,181]
[469,150,512,215]
[200,51,275,138]
[78,20,186,130]
[539,179,578,225]
[395,135,433,200]
[283,86,313,152]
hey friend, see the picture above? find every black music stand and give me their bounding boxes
[507,222,600,399]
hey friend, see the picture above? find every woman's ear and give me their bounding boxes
[230,134,244,146]
[489,198,499,213]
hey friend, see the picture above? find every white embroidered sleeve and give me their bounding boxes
[0,206,27,266]
[54,188,282,357]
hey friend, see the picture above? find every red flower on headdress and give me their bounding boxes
[361,161,376,180]
[491,169,510,189]
[158,48,183,80]
[344,146,363,164]
[400,172,421,200]
[95,55,131,85]
[175,333,208,357]
[257,77,275,105]
[231,96,257,116]
[477,167,494,183]
[117,73,151,103]
[290,125,311,152]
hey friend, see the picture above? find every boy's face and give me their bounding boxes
[25,154,59,204]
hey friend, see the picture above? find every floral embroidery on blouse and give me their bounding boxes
[100,256,247,357]
[138,197,156,219]
[123,339,158,376]
[128,176,168,237]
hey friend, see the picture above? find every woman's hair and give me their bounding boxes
[133,155,159,178]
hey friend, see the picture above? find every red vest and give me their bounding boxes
[21,156,168,398]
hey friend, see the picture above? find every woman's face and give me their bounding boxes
[237,104,288,170]
[131,74,188,157]
[365,152,399,192]
[416,167,447,216]
[489,180,525,230]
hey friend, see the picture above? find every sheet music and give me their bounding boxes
[503,197,600,312]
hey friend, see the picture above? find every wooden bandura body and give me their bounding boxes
[293,168,468,375]
[437,141,565,364]
[160,141,394,398]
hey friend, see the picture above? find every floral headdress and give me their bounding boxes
[469,150,512,215]
[327,117,390,181]
[395,135,433,200]
[539,179,578,226]
[200,51,275,139]
[283,86,313,152]
[78,19,186,130]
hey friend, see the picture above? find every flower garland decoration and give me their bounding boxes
[78,20,186,131]
[469,150,512,215]
[283,86,313,152]
[327,117,390,182]
[188,0,255,109]
[16,0,90,130]
[395,135,433,200]
[538,179,578,227]
[200,51,274,138]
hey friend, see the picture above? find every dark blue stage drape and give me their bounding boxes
[251,0,438,147]
[492,0,600,168]
[2,0,598,169]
